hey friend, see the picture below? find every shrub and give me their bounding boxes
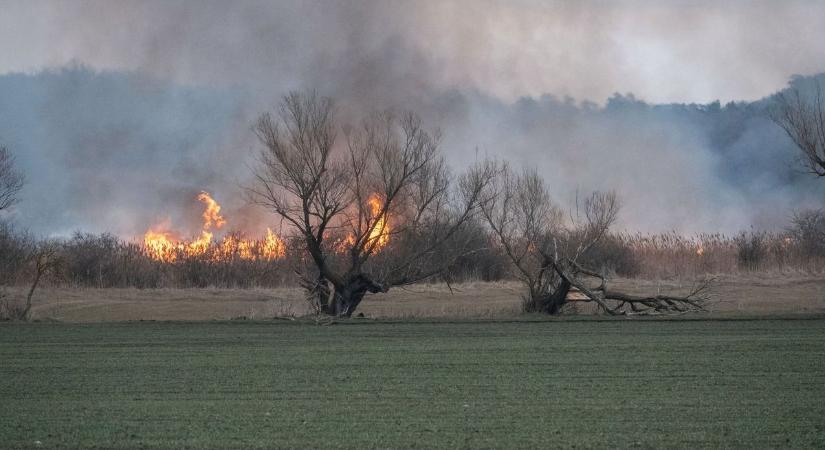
[735,231,767,271]
[0,290,26,321]
[0,221,30,284]
[580,234,641,277]
[790,209,825,258]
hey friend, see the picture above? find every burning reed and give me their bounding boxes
[1,227,822,290]
[2,209,825,290]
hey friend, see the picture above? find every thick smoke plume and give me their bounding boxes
[0,1,824,236]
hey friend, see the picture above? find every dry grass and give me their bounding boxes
[609,231,825,278]
[603,273,825,315]
[2,274,823,322]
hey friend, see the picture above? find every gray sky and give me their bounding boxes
[2,0,824,104]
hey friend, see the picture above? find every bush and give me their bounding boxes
[0,290,27,321]
[0,221,30,284]
[735,231,767,271]
[790,209,825,258]
[60,232,160,288]
[580,234,641,277]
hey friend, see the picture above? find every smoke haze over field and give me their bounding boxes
[0,1,824,236]
[4,0,825,103]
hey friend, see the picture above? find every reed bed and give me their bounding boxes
[2,226,824,290]
[596,231,825,279]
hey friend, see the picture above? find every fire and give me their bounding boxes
[696,246,705,256]
[144,229,183,262]
[332,194,390,253]
[188,230,213,256]
[143,190,387,261]
[366,194,390,250]
[262,228,287,259]
[197,191,225,230]
[335,233,356,253]
[143,191,285,262]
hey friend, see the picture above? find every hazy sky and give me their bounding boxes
[2,0,825,104]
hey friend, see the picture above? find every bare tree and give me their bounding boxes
[0,240,60,321]
[20,241,60,320]
[0,146,24,211]
[482,164,710,315]
[773,81,825,177]
[248,91,496,317]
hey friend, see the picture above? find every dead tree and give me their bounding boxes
[0,146,24,211]
[482,164,709,315]
[773,80,825,177]
[21,242,60,320]
[248,91,496,317]
[0,241,59,321]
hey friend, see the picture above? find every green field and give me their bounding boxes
[1,319,824,449]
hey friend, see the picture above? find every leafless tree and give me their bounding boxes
[0,240,60,321]
[0,146,24,211]
[21,241,61,320]
[773,81,825,177]
[247,91,496,316]
[482,164,710,315]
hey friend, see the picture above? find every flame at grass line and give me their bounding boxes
[143,191,286,262]
[262,228,287,259]
[143,229,181,263]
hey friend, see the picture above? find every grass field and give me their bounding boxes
[1,319,824,448]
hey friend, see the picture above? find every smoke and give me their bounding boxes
[0,67,255,237]
[447,90,825,232]
[0,1,824,236]
[3,0,825,103]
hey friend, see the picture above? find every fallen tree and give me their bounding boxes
[481,164,710,315]
[538,257,711,315]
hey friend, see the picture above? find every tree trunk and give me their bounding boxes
[543,278,570,315]
[324,274,387,317]
[330,289,367,317]
[525,278,570,315]
[22,270,43,320]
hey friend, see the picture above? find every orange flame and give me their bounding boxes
[187,230,213,256]
[331,194,390,254]
[197,191,225,231]
[367,194,390,250]
[143,192,285,262]
[335,233,356,253]
[144,229,182,262]
[262,228,287,260]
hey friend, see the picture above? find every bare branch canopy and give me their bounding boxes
[772,80,825,177]
[247,91,496,316]
[0,146,24,212]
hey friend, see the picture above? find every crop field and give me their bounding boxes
[1,318,824,449]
